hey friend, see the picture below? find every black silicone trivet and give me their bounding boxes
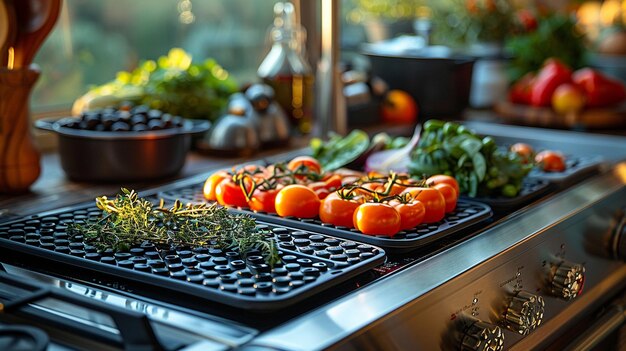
[159,184,493,251]
[528,155,603,186]
[464,178,553,212]
[0,205,385,311]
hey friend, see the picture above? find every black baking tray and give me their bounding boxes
[527,155,603,187]
[463,178,553,213]
[159,184,493,251]
[0,205,385,311]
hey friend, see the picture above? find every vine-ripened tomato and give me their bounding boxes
[353,203,401,237]
[390,200,426,230]
[322,174,343,190]
[390,183,407,196]
[308,174,343,199]
[287,156,322,174]
[402,187,446,223]
[354,182,384,198]
[275,185,321,218]
[535,150,566,172]
[215,178,248,208]
[426,175,460,197]
[319,193,361,228]
[203,170,229,201]
[433,183,458,213]
[511,143,534,164]
[248,187,281,213]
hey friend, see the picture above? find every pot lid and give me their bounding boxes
[361,37,473,61]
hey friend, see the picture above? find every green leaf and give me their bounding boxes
[472,153,487,182]
[312,130,370,171]
[460,137,483,156]
[457,154,468,168]
[469,172,478,197]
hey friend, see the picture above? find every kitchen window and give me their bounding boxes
[31,0,280,115]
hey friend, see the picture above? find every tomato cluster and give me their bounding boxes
[203,156,460,238]
[510,143,566,172]
[339,173,458,237]
[203,156,342,215]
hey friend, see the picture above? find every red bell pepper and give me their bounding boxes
[530,59,572,107]
[517,10,537,32]
[509,72,535,105]
[572,68,626,107]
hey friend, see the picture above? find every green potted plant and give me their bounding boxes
[352,0,425,42]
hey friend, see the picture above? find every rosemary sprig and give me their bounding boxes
[67,188,280,265]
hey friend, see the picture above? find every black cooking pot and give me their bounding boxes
[36,118,210,182]
[362,45,476,117]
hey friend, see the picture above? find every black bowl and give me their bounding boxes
[36,118,210,182]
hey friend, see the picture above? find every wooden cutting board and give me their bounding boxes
[494,101,626,129]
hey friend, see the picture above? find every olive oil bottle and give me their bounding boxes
[258,2,314,134]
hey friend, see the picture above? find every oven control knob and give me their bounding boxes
[460,320,505,351]
[504,290,545,335]
[551,261,585,301]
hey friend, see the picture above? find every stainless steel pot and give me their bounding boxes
[362,45,475,117]
[36,118,210,182]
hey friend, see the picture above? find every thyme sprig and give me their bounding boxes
[68,188,280,265]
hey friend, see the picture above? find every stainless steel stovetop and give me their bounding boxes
[1,122,625,351]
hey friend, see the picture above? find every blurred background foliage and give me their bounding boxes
[33,0,626,112]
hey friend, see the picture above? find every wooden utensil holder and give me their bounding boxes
[0,66,41,193]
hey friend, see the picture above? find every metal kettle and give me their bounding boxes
[201,98,260,156]
[245,84,290,146]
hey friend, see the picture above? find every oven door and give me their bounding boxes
[552,292,626,351]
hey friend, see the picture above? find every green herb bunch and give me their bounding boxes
[409,120,532,197]
[80,48,238,121]
[68,188,279,265]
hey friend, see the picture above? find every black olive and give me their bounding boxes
[131,114,147,125]
[86,115,102,129]
[172,116,184,127]
[102,107,116,115]
[111,121,130,131]
[132,123,147,132]
[101,114,117,129]
[81,111,100,122]
[69,120,81,129]
[161,114,173,128]
[117,110,132,120]
[148,109,162,120]
[131,105,150,115]
[60,117,81,129]
[147,119,164,130]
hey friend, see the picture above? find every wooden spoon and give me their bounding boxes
[12,0,61,68]
[0,0,17,67]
